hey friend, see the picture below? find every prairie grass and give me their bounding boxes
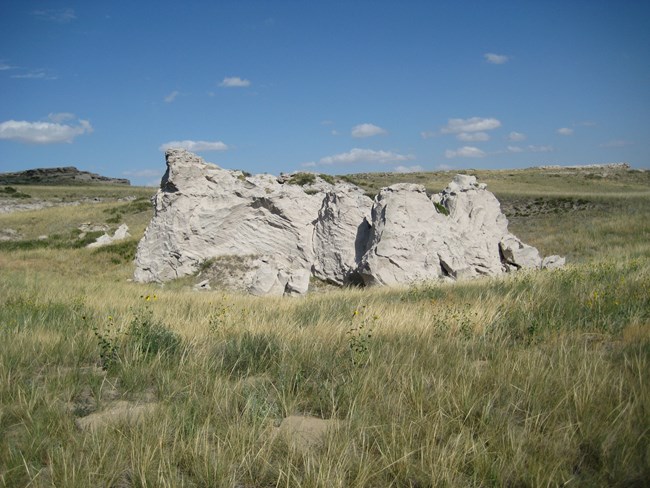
[0,170,649,486]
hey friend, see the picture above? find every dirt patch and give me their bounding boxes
[75,400,158,432]
[273,415,338,450]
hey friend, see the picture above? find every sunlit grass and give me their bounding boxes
[0,170,649,486]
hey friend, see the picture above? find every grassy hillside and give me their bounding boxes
[0,168,648,487]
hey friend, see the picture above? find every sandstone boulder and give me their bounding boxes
[87,224,130,249]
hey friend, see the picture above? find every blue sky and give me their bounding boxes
[1,0,648,185]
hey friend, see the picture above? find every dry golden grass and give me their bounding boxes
[0,169,649,486]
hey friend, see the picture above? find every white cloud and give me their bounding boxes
[0,63,15,71]
[599,139,633,148]
[331,129,339,136]
[457,131,489,142]
[507,144,554,153]
[351,123,387,138]
[394,165,424,173]
[11,70,56,80]
[441,117,501,134]
[436,164,453,170]
[164,90,179,103]
[0,118,92,144]
[219,77,251,87]
[445,146,486,158]
[420,131,437,139]
[529,145,554,152]
[305,148,413,166]
[557,127,574,136]
[484,53,509,64]
[159,140,229,152]
[32,8,77,23]
[507,131,526,141]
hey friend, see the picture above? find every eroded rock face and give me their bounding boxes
[134,149,330,296]
[312,185,373,285]
[134,150,562,295]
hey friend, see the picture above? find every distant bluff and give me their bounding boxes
[0,167,130,186]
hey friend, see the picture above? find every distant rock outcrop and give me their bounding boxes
[0,167,130,186]
[134,149,564,295]
[87,224,131,248]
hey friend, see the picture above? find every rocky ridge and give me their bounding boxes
[0,167,130,186]
[134,149,564,295]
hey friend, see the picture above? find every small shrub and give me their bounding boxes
[1,186,31,198]
[92,239,139,263]
[220,331,280,377]
[92,315,122,371]
[347,305,376,367]
[128,296,181,357]
[287,172,316,186]
[434,201,449,216]
[319,173,336,185]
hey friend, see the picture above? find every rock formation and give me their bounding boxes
[87,224,130,249]
[134,149,563,295]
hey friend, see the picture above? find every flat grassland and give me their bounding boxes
[1,167,649,487]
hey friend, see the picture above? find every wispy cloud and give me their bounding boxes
[599,139,633,148]
[457,131,489,142]
[0,118,92,144]
[484,53,509,64]
[507,145,554,153]
[219,77,251,88]
[421,131,437,139]
[394,165,424,173]
[0,62,15,71]
[444,146,486,158]
[31,8,77,23]
[11,69,57,80]
[159,140,229,152]
[304,148,413,166]
[507,131,526,141]
[557,127,574,136]
[48,112,76,123]
[164,91,179,103]
[441,117,501,134]
[351,123,387,138]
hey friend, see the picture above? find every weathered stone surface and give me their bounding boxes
[499,234,542,269]
[134,149,330,296]
[87,223,130,248]
[542,255,566,270]
[134,150,563,295]
[312,185,373,285]
[0,228,21,241]
[358,175,543,285]
[358,183,459,285]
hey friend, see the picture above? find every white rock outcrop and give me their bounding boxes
[87,224,130,249]
[134,150,563,295]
